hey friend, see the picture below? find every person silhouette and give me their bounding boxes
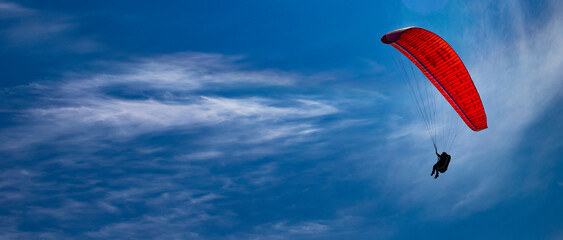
[431,146,451,179]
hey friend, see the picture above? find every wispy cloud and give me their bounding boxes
[0,51,341,238]
[447,0,563,213]
[252,221,330,239]
[0,1,34,18]
[230,214,393,240]
[0,52,337,151]
[0,1,101,53]
[95,53,299,91]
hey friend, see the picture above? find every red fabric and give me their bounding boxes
[388,27,487,131]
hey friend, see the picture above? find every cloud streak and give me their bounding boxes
[0,1,101,53]
[0,52,337,151]
[0,51,342,239]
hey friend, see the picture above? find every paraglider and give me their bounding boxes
[431,146,451,179]
[381,27,487,178]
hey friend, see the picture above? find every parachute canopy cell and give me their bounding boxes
[382,27,487,131]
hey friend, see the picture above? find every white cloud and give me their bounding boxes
[271,221,329,235]
[0,50,339,240]
[178,151,224,161]
[95,53,298,92]
[449,0,563,209]
[244,221,329,240]
[0,52,337,151]
[233,214,393,240]
[0,1,101,53]
[0,1,34,18]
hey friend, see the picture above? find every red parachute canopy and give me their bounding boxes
[382,27,487,131]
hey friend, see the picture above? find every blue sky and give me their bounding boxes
[0,0,562,239]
